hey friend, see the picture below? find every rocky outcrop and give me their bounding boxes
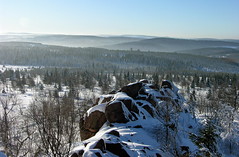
[73,80,194,157]
[80,82,145,140]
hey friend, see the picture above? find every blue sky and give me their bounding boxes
[0,0,239,39]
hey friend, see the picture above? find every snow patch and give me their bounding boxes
[86,103,107,117]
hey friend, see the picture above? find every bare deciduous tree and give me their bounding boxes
[0,94,32,156]
[28,96,80,156]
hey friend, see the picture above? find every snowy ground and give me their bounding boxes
[0,64,41,72]
[0,65,103,155]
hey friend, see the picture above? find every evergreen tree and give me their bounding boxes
[190,119,219,154]
[206,77,211,88]
[191,80,195,89]
[27,75,35,87]
[152,73,159,85]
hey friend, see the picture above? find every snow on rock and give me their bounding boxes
[86,103,107,117]
[96,94,114,106]
[72,80,204,157]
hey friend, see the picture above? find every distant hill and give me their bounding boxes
[224,39,239,43]
[104,37,239,52]
[1,34,238,64]
[178,47,239,56]
[177,47,239,63]
[1,34,239,51]
[0,34,142,47]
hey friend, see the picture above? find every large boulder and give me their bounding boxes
[161,80,179,93]
[119,82,143,98]
[142,104,155,117]
[107,130,120,137]
[79,127,96,142]
[80,110,107,140]
[121,99,139,114]
[105,142,130,157]
[146,94,157,107]
[121,99,139,120]
[105,101,130,123]
[83,110,107,132]
[161,80,173,89]
[93,139,106,152]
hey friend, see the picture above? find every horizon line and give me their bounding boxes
[0,32,239,40]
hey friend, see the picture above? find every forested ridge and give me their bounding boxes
[0,42,239,73]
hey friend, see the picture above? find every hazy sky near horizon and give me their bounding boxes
[0,0,239,39]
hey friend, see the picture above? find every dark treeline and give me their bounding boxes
[1,66,238,105]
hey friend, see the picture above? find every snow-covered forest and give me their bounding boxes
[0,63,238,156]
